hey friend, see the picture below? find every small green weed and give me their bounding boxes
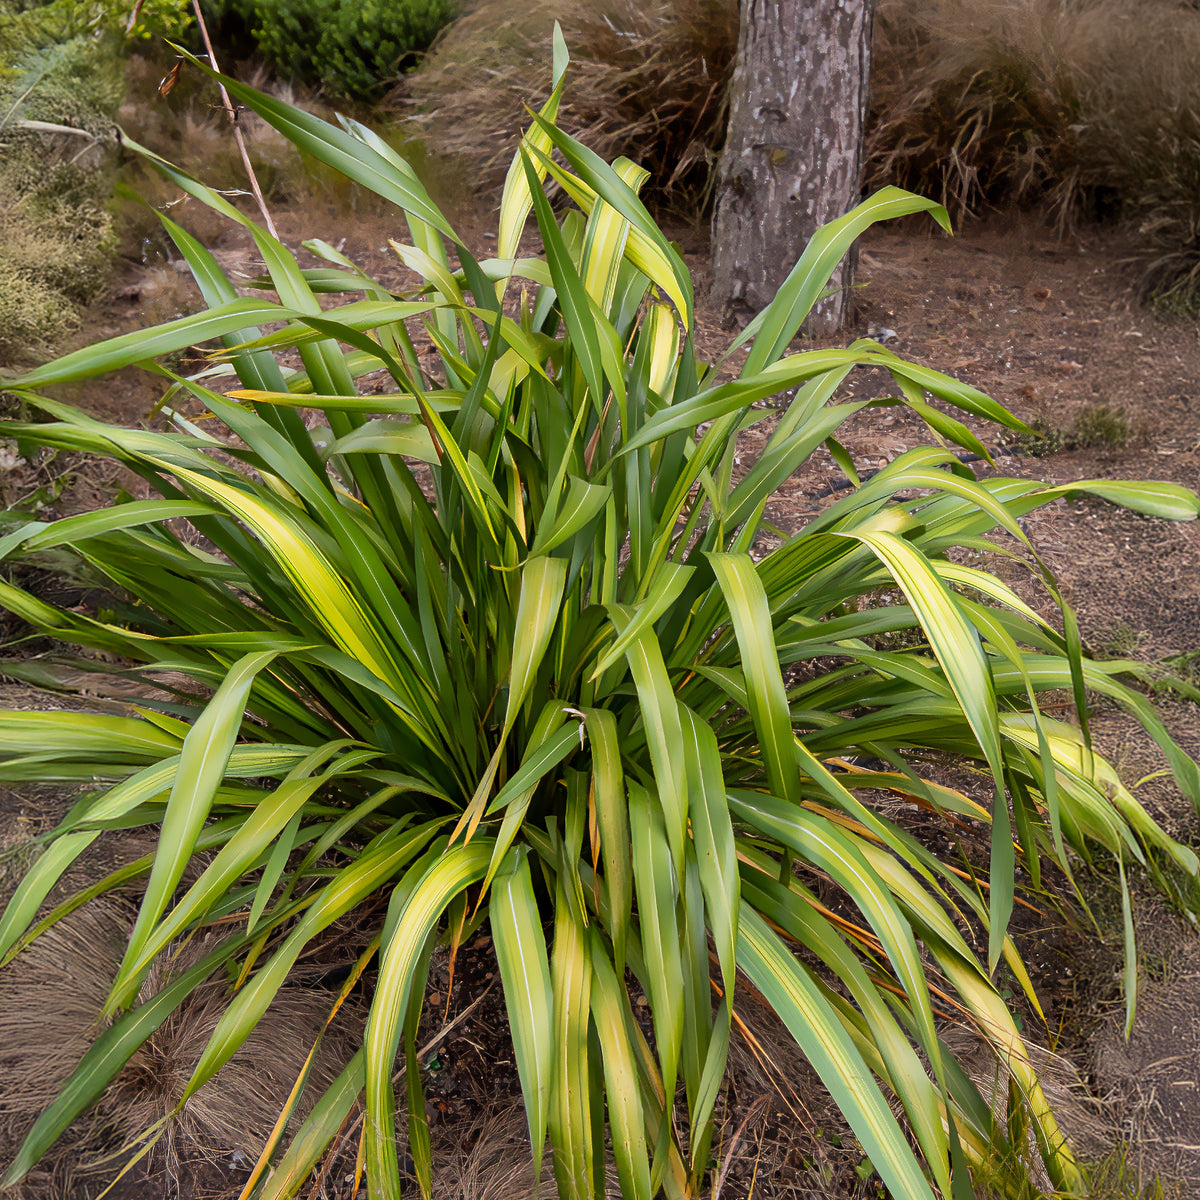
[1071,402,1130,450]
[1092,620,1139,661]
[1010,403,1130,458]
[1161,649,1200,689]
[1081,1145,1176,1200]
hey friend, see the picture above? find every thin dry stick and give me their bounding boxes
[300,983,496,1200]
[711,1092,770,1200]
[189,0,280,239]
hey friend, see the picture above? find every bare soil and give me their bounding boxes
[2,206,1200,1198]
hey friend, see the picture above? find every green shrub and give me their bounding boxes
[0,64,119,367]
[219,0,459,100]
[0,0,185,364]
[0,150,116,301]
[1,47,1199,1200]
[121,0,192,40]
[0,0,189,53]
[0,273,79,361]
[193,0,258,57]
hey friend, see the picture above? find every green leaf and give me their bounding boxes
[491,849,554,1167]
[18,502,217,550]
[109,650,278,1010]
[616,621,688,870]
[4,298,286,389]
[524,118,694,324]
[0,831,100,960]
[255,1052,365,1200]
[623,352,875,452]
[679,706,737,994]
[548,877,596,1200]
[582,708,632,973]
[1049,479,1199,521]
[118,771,332,981]
[628,784,684,1109]
[520,149,607,410]
[498,50,568,261]
[729,791,942,1081]
[736,188,949,376]
[162,52,457,240]
[159,463,416,714]
[532,477,611,555]
[323,419,440,463]
[845,525,1011,968]
[591,562,692,678]
[737,906,938,1200]
[365,841,492,1200]
[504,555,569,733]
[589,928,652,1200]
[0,711,182,764]
[708,552,801,808]
[1121,862,1138,1039]
[182,823,443,1103]
[740,863,953,1198]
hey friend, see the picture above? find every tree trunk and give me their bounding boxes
[710,0,874,334]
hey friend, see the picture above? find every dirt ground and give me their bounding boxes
[3,199,1200,1199]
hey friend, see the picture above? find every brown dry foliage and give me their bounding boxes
[866,0,1101,224]
[867,0,1200,305]
[399,0,737,204]
[0,899,364,1196]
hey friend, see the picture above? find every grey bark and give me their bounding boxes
[710,0,874,334]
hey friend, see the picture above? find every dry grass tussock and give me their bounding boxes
[0,898,364,1198]
[399,0,736,205]
[868,0,1200,307]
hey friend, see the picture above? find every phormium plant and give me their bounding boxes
[1,37,1198,1200]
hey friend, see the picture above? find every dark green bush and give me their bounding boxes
[213,0,459,99]
[5,35,126,129]
[0,130,117,361]
[193,0,258,57]
[0,150,115,304]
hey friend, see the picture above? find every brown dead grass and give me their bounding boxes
[0,899,364,1196]
[868,0,1200,305]
[867,0,1106,223]
[399,0,736,204]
